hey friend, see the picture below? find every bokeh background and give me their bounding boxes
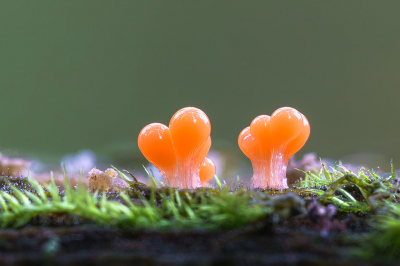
[1,1,400,172]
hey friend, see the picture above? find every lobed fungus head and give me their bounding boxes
[138,107,215,189]
[238,107,310,190]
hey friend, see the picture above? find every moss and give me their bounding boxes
[0,162,399,263]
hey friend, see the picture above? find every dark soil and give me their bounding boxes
[0,212,383,266]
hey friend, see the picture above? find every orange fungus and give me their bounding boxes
[199,157,216,187]
[238,107,310,189]
[138,107,215,189]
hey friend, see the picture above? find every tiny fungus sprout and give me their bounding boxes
[138,107,215,189]
[199,157,216,187]
[238,107,310,190]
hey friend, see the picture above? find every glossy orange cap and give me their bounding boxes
[169,107,211,160]
[138,123,176,177]
[199,157,216,186]
[238,107,310,189]
[138,107,213,189]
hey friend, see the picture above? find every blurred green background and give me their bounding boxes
[0,1,399,165]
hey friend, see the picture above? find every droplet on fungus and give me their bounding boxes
[138,107,214,189]
[238,107,310,190]
[199,157,216,187]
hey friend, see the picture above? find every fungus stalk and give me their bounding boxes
[269,149,289,189]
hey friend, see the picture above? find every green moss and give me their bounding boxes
[0,173,306,229]
[0,161,399,263]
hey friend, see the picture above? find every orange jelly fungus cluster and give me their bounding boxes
[138,107,216,189]
[238,107,310,190]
